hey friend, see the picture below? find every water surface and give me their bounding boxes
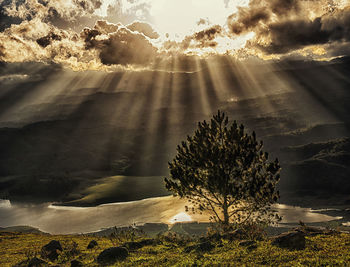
[0,197,342,234]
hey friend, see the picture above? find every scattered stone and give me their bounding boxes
[296,226,337,236]
[122,241,143,250]
[184,241,214,253]
[41,240,62,261]
[97,247,128,264]
[27,257,48,267]
[87,240,98,249]
[70,259,84,267]
[271,231,305,250]
[122,238,156,250]
[42,240,63,252]
[239,240,257,247]
[139,238,156,246]
[222,229,246,241]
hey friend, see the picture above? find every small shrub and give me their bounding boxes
[57,241,80,263]
[109,227,146,246]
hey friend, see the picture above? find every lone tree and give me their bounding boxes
[165,111,281,228]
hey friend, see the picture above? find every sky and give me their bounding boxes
[1,0,350,71]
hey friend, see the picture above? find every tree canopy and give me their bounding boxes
[164,111,281,228]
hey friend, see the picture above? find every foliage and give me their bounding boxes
[164,110,281,228]
[57,240,80,263]
[108,227,146,246]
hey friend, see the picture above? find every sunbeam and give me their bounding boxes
[1,3,350,258]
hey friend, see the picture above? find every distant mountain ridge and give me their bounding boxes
[0,58,350,205]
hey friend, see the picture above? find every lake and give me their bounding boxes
[0,197,343,234]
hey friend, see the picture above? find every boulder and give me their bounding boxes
[122,241,143,250]
[296,226,337,236]
[221,229,246,241]
[97,247,128,264]
[122,239,156,250]
[87,240,98,249]
[42,240,62,252]
[271,231,305,250]
[70,259,84,267]
[41,240,62,261]
[184,241,214,253]
[27,257,48,267]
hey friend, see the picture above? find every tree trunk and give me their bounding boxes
[223,197,229,228]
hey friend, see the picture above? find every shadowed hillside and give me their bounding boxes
[0,57,349,205]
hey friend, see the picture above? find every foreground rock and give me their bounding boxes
[97,247,128,265]
[122,238,156,250]
[71,259,84,267]
[271,231,305,250]
[15,257,48,267]
[296,226,338,236]
[41,240,62,261]
[184,241,214,253]
[27,257,48,267]
[87,240,98,249]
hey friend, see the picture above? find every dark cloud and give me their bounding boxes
[195,25,222,42]
[2,0,102,20]
[0,0,161,69]
[269,0,300,16]
[127,21,159,39]
[0,0,102,32]
[257,18,330,54]
[228,7,269,35]
[256,7,350,54]
[164,25,224,52]
[193,25,223,48]
[79,20,158,65]
[227,0,301,36]
[99,27,157,65]
[0,17,159,69]
[2,0,349,66]
[227,0,350,57]
[36,32,63,48]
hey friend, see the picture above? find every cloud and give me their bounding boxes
[227,0,350,58]
[0,17,159,70]
[0,0,102,32]
[127,21,159,39]
[162,25,225,54]
[97,25,158,65]
[2,0,102,21]
[1,0,350,69]
[37,32,63,48]
[0,0,162,70]
[80,20,158,65]
[256,7,350,55]
[228,7,269,35]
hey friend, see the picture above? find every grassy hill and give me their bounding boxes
[1,230,350,266]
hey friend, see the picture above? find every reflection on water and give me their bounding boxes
[0,197,342,234]
[169,212,193,224]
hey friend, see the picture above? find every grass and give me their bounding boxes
[1,231,350,266]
